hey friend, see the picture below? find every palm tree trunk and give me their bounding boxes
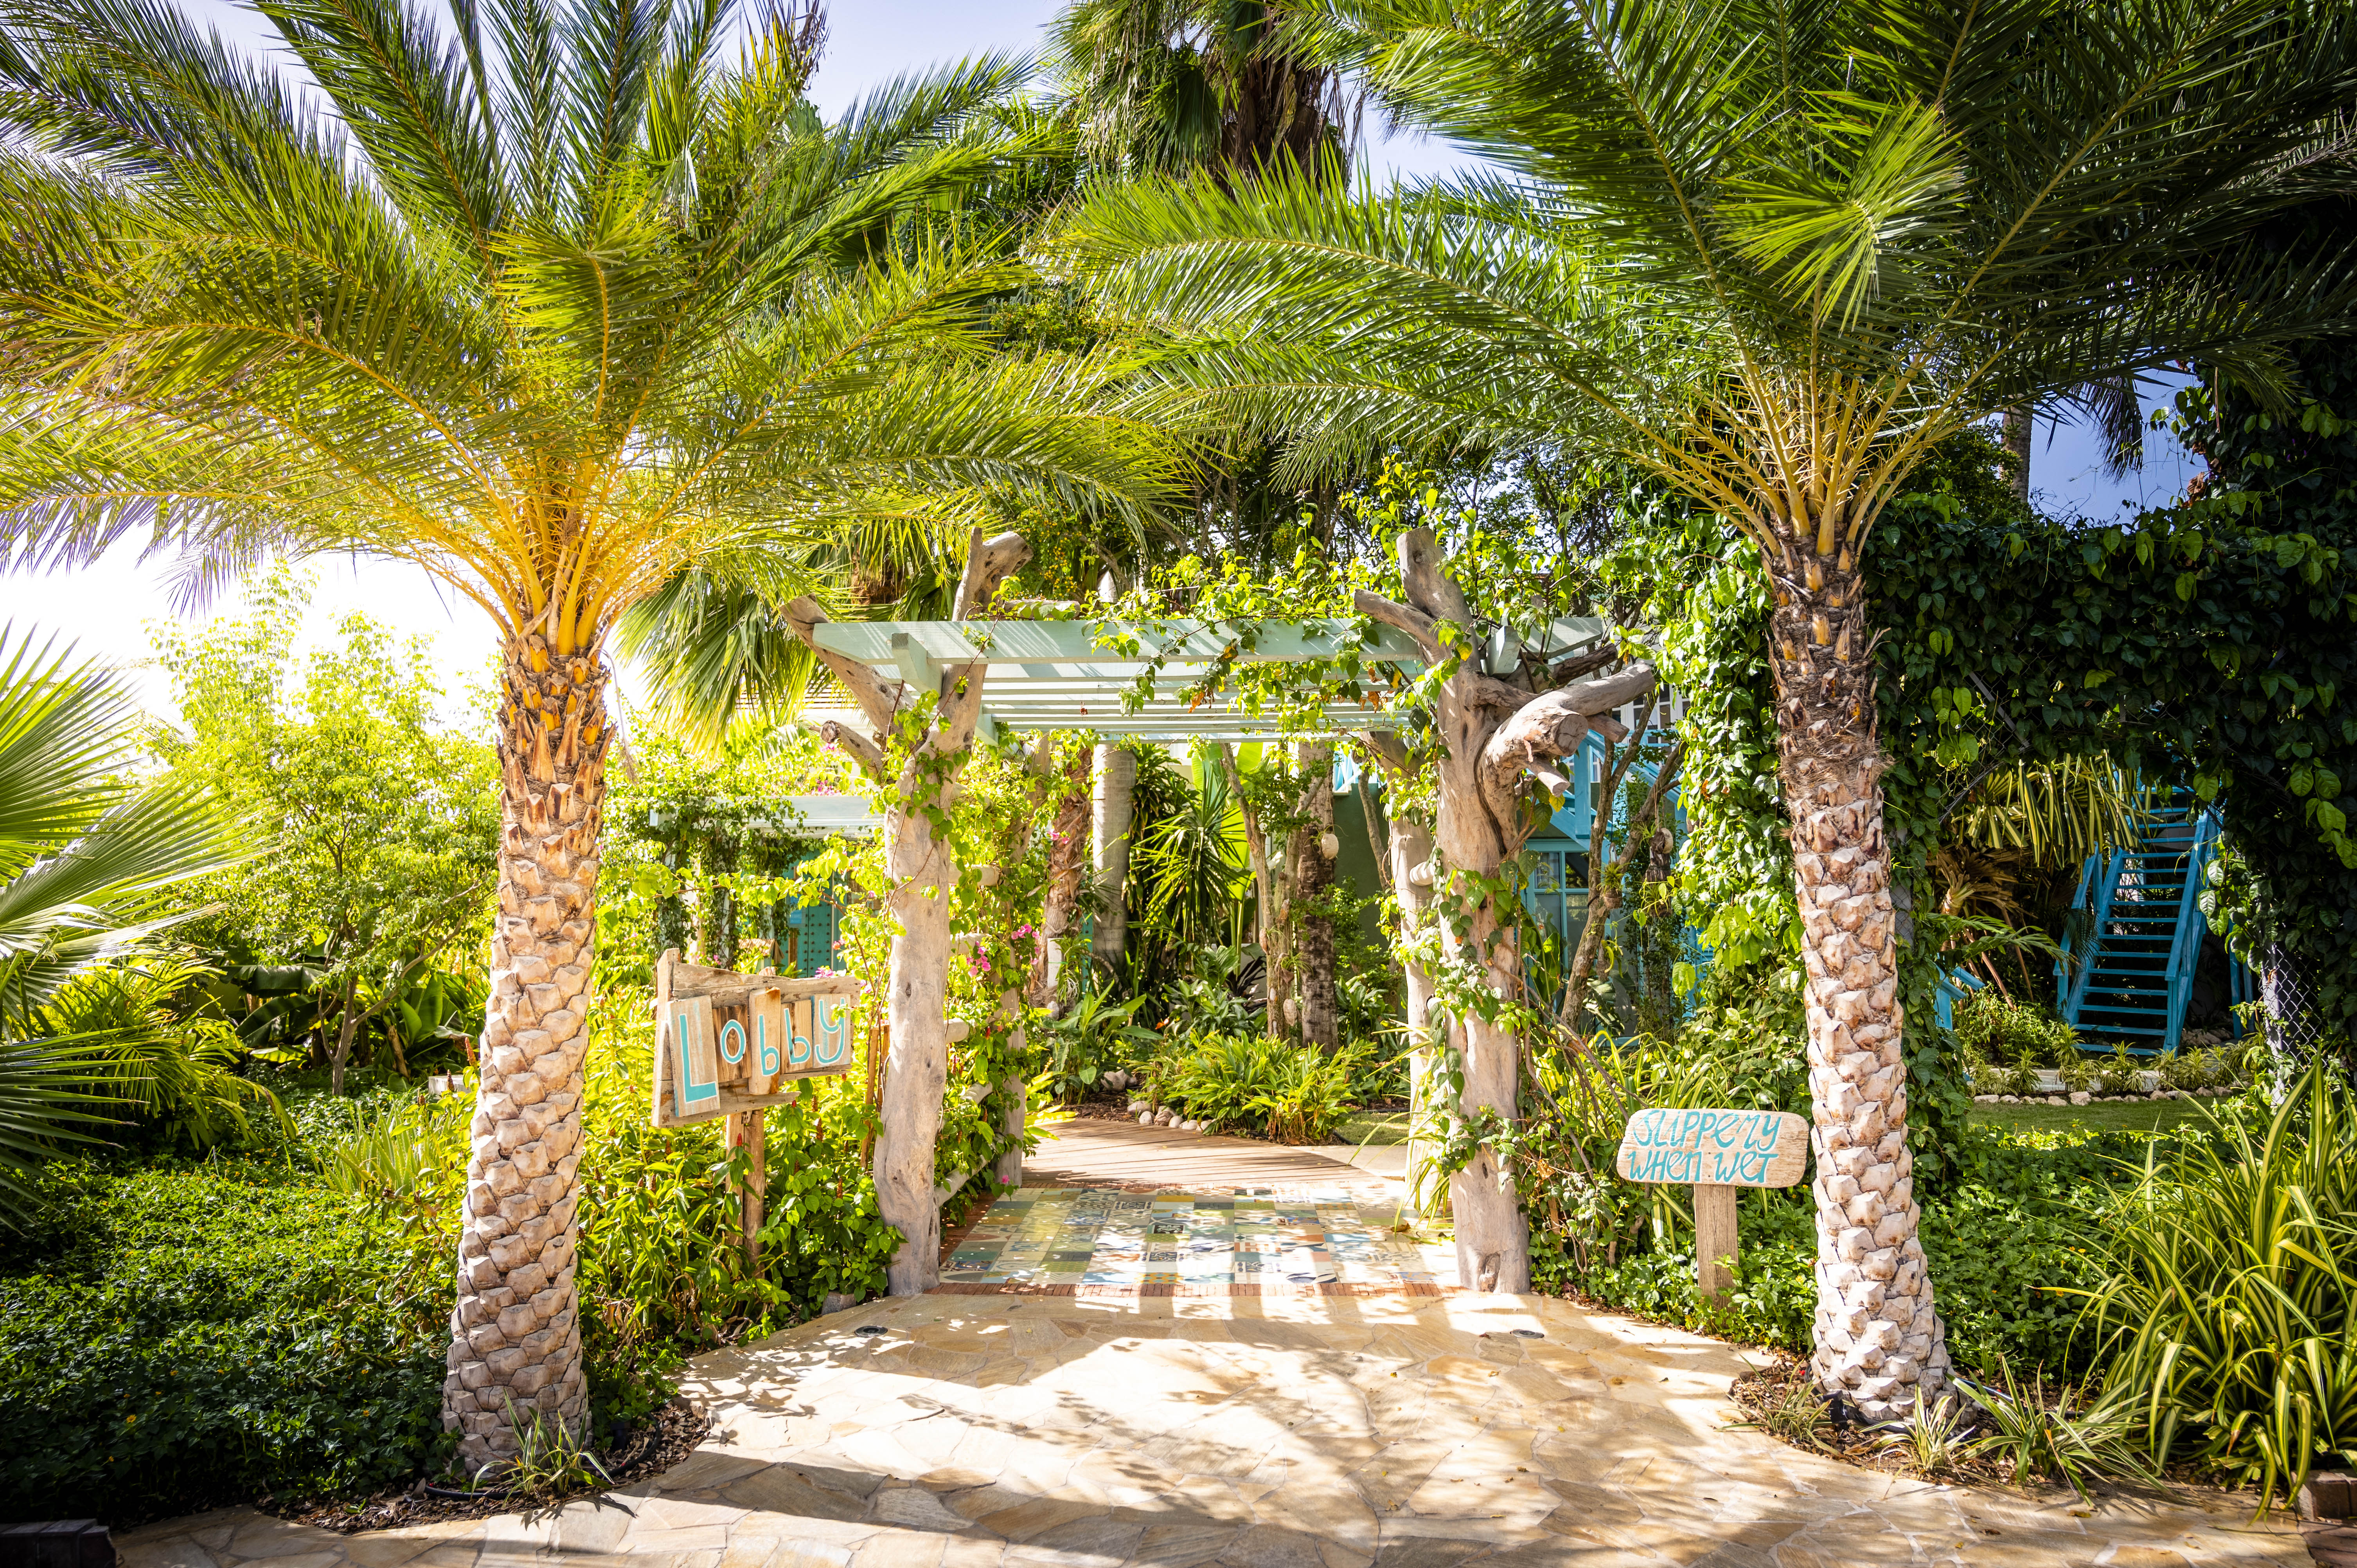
[1768,527,1951,1419]
[1090,744,1135,988]
[1291,742,1339,1051]
[1033,745,1092,1013]
[2002,408,2033,502]
[443,631,605,1467]
[1214,743,1284,1038]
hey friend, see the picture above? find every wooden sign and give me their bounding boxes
[1616,1107,1809,1304]
[1615,1107,1809,1189]
[653,950,859,1128]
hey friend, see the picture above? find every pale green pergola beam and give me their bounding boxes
[810,618,1428,668]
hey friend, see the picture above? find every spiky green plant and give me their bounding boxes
[2069,1066,2357,1510]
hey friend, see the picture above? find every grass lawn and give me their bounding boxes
[1967,1094,2224,1138]
[1336,1110,1411,1146]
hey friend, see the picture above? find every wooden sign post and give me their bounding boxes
[654,950,859,1267]
[1615,1107,1809,1304]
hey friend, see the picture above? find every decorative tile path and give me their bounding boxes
[938,1188,1447,1296]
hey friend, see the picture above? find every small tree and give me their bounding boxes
[153,573,499,1093]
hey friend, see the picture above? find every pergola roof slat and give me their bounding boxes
[811,618,1425,669]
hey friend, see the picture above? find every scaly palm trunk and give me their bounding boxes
[1768,528,1951,1418]
[443,632,605,1466]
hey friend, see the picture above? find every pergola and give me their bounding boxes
[812,615,1428,741]
[784,530,1650,1299]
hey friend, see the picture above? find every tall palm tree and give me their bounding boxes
[0,0,1171,1463]
[1058,0,2357,1415]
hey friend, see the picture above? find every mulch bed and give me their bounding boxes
[268,1397,712,1534]
[1063,1089,1147,1123]
[1724,1352,2023,1482]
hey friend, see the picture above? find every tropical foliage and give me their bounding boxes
[0,630,249,1216]
[2077,1067,2357,1506]
[151,573,500,1091]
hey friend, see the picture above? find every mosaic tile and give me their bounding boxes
[944,1186,1443,1295]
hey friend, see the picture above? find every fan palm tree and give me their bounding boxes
[1057,0,2357,1414]
[0,630,249,1219]
[0,0,1174,1462]
[1047,0,1355,183]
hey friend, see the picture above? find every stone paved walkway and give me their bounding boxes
[117,1128,2318,1568]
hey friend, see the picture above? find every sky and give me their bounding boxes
[10,0,2202,725]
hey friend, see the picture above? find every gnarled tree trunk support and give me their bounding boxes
[1768,524,1951,1418]
[1090,744,1135,987]
[1356,530,1654,1295]
[786,528,1030,1297]
[443,632,607,1466]
[1364,733,1436,1212]
[1292,742,1339,1051]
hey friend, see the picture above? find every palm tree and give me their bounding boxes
[1058,0,2357,1414]
[0,630,248,1218]
[1047,0,1355,183]
[0,0,1171,1463]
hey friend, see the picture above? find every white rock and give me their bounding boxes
[2069,1090,2091,1106]
[1128,1099,1151,1114]
[1136,1112,1154,1124]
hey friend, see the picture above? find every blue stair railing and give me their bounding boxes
[2055,799,2218,1054]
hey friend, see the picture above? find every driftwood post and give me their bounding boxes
[1355,529,1654,1293]
[785,528,1030,1296]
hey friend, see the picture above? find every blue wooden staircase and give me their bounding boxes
[2055,800,2219,1054]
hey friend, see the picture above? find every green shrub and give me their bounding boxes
[2073,1067,2357,1507]
[1953,990,2077,1067]
[0,1163,450,1525]
[1537,1120,2116,1382]
[1154,1033,1365,1142]
[2095,1043,2143,1097]
[2159,1044,2235,1092]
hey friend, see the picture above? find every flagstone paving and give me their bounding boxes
[115,1128,2319,1568]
